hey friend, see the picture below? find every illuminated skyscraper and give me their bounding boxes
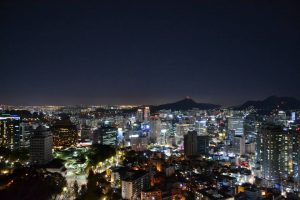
[257,124,293,185]
[0,114,21,149]
[136,109,144,122]
[292,127,300,188]
[143,107,150,122]
[195,119,207,135]
[20,122,32,148]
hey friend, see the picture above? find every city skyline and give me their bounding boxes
[2,1,300,199]
[1,1,300,106]
[1,95,300,108]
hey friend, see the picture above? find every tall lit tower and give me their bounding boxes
[292,127,300,188]
[144,107,150,122]
[136,109,143,122]
[0,114,21,149]
[257,124,293,186]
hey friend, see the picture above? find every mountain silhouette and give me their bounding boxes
[151,97,220,111]
[236,96,300,111]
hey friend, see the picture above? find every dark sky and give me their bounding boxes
[1,0,300,106]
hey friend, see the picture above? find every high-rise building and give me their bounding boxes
[232,135,246,155]
[257,124,293,185]
[197,135,210,155]
[93,125,117,146]
[195,119,207,135]
[30,125,53,165]
[175,123,194,146]
[292,127,300,188]
[131,136,148,151]
[149,115,161,143]
[122,170,150,200]
[136,109,144,122]
[52,119,78,149]
[291,112,296,122]
[184,131,209,157]
[20,122,33,148]
[159,121,172,145]
[80,125,92,141]
[136,107,150,123]
[0,114,21,149]
[143,107,150,122]
[245,142,256,155]
[228,117,244,136]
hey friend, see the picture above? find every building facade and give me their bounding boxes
[228,117,244,136]
[257,124,293,185]
[0,114,21,149]
[122,170,150,200]
[52,119,78,149]
[30,125,53,165]
[184,131,210,157]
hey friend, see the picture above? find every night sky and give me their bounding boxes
[1,1,299,106]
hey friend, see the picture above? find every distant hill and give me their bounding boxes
[235,96,300,111]
[151,97,221,112]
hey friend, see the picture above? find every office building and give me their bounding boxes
[93,125,117,146]
[197,135,210,155]
[0,114,21,149]
[245,142,256,155]
[20,122,33,148]
[184,131,209,157]
[143,107,150,122]
[149,115,161,143]
[80,125,92,141]
[175,123,194,146]
[195,119,207,135]
[141,189,162,200]
[136,109,144,122]
[228,117,244,136]
[292,127,300,188]
[122,170,150,200]
[257,124,293,185]
[131,136,148,151]
[30,125,53,165]
[52,119,78,149]
[232,135,246,155]
[184,131,198,157]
